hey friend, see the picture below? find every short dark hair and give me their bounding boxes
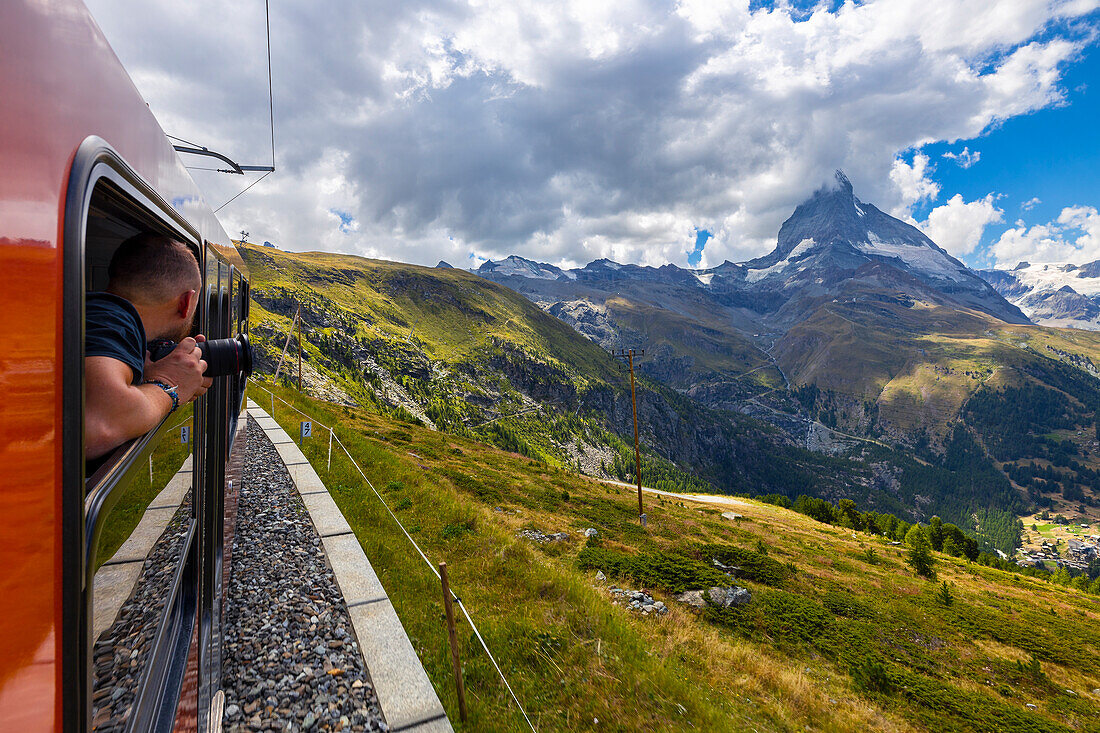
[107,232,201,304]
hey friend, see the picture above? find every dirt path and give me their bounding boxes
[595,478,752,509]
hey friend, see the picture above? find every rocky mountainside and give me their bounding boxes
[979,261,1100,330]
[238,243,859,505]
[238,237,1100,554]
[474,175,1100,539]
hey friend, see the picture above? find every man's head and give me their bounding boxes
[107,232,202,341]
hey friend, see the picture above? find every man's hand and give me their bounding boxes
[144,336,212,403]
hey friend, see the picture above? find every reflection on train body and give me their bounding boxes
[90,405,194,730]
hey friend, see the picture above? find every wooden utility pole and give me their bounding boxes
[439,562,468,722]
[272,304,301,387]
[612,348,646,524]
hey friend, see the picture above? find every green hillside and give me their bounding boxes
[260,383,1100,733]
[239,244,1100,552]
[239,243,853,503]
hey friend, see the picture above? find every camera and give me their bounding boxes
[148,333,253,379]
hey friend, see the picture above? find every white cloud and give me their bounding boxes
[942,146,981,168]
[992,205,1100,265]
[85,0,1098,268]
[889,153,941,215]
[918,193,1004,257]
[1021,196,1042,211]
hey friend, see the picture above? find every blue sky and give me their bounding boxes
[912,39,1100,269]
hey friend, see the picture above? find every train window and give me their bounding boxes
[66,142,206,732]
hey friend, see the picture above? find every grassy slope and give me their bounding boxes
[241,244,618,380]
[260,383,1100,733]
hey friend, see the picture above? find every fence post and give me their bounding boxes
[327,428,333,472]
[439,562,468,722]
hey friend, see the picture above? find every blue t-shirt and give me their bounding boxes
[86,292,146,384]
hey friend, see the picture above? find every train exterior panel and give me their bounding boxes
[1,1,252,730]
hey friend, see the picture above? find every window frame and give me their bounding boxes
[63,135,206,733]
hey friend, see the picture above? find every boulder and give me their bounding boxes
[595,570,606,581]
[676,590,707,608]
[584,528,599,538]
[707,586,751,608]
[721,512,743,521]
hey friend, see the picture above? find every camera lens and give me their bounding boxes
[198,334,253,378]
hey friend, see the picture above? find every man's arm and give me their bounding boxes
[85,337,210,461]
[85,357,176,460]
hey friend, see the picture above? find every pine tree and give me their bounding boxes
[942,535,959,557]
[936,581,954,606]
[928,516,945,551]
[905,524,936,579]
[1051,566,1072,585]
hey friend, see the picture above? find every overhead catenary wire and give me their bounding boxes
[264,0,275,171]
[250,383,538,732]
[166,133,206,149]
[214,170,272,213]
[173,0,277,209]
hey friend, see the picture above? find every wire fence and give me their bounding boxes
[249,383,537,732]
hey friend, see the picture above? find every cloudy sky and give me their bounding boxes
[87,0,1100,271]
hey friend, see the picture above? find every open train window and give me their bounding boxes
[64,137,206,732]
[82,175,202,484]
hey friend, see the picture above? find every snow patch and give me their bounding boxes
[855,234,967,281]
[694,272,715,286]
[746,238,816,283]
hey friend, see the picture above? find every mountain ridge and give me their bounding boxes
[477,171,1027,326]
[979,260,1100,330]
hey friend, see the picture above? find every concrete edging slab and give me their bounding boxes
[245,400,452,732]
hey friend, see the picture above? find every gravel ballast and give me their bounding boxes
[222,418,386,732]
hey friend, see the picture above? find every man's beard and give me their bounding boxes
[153,319,196,343]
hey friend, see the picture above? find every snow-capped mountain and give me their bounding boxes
[730,172,1026,324]
[476,254,573,280]
[978,261,1100,330]
[477,171,1028,326]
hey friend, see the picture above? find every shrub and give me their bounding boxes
[1016,656,1045,681]
[757,589,829,644]
[441,517,476,539]
[823,590,873,619]
[575,547,728,593]
[699,544,791,586]
[852,659,894,695]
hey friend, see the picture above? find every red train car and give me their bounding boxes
[1,1,252,730]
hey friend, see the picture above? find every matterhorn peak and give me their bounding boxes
[829,170,854,195]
